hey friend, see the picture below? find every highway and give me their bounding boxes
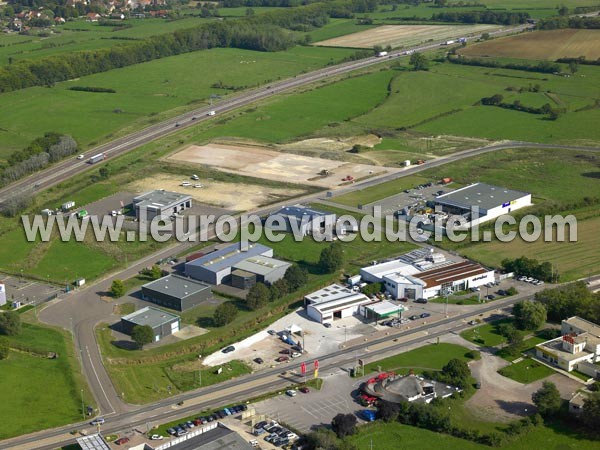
[1,18,600,450]
[0,23,531,205]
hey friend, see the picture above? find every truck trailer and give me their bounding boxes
[89,153,105,164]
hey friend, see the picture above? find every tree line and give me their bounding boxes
[447,55,560,74]
[537,16,600,30]
[501,256,558,282]
[480,94,562,120]
[431,10,529,25]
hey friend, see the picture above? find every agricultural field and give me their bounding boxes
[459,29,600,61]
[313,24,496,49]
[0,321,92,440]
[0,45,355,155]
[307,18,376,42]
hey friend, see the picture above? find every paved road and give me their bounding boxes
[0,23,531,206]
[0,293,527,450]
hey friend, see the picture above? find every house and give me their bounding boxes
[535,316,600,373]
[86,13,102,22]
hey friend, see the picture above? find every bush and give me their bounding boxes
[0,311,21,336]
[465,350,481,360]
[213,302,238,327]
[0,338,9,359]
[131,324,154,349]
[110,279,126,298]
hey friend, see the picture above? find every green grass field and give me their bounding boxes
[0,322,91,440]
[0,45,354,155]
[364,343,472,373]
[498,358,555,384]
[460,318,512,347]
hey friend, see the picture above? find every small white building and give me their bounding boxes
[0,283,6,307]
[304,284,371,324]
[435,182,532,229]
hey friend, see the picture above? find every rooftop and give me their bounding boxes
[233,255,291,276]
[142,274,211,299]
[185,242,272,274]
[133,189,191,209]
[435,183,530,211]
[168,425,253,450]
[271,205,334,220]
[363,300,405,316]
[76,434,111,450]
[304,283,354,304]
[564,316,600,339]
[536,337,593,362]
[121,306,179,328]
[310,292,371,313]
[418,261,490,288]
[383,272,426,286]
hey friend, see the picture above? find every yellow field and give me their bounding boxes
[460,216,600,281]
[459,29,600,61]
[314,24,497,49]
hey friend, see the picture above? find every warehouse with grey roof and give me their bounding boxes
[133,189,192,221]
[141,274,212,311]
[120,306,180,342]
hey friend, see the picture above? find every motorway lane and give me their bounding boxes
[2,293,522,450]
[0,23,530,205]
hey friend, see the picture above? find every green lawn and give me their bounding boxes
[0,322,91,440]
[460,318,513,347]
[364,343,472,374]
[0,45,355,155]
[498,358,555,384]
[308,18,376,42]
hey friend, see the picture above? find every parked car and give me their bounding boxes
[291,352,302,358]
[484,294,495,300]
[280,348,291,354]
[254,428,266,436]
[414,298,428,304]
[409,315,419,321]
[286,389,297,397]
[268,330,277,335]
[399,297,409,302]
[468,320,478,325]
[291,345,303,352]
[497,289,507,296]
[420,312,431,319]
[167,428,176,436]
[323,322,332,328]
[185,420,195,428]
[300,386,310,393]
[150,434,164,440]
[222,345,235,353]
[276,356,289,362]
[115,437,130,445]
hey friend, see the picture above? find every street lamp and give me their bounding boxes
[81,389,85,420]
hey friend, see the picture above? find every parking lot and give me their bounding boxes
[364,181,455,217]
[0,274,63,308]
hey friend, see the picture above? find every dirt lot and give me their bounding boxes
[459,29,600,61]
[167,143,387,188]
[127,173,307,211]
[314,24,496,49]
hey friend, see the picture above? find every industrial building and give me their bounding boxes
[360,301,405,322]
[141,274,212,311]
[120,306,180,343]
[536,316,600,375]
[232,255,291,285]
[267,205,337,236]
[435,182,531,228]
[304,284,371,324]
[185,242,273,285]
[133,189,192,221]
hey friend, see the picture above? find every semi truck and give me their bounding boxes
[89,153,105,164]
[376,51,388,57]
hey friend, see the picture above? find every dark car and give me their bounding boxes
[420,312,431,318]
[497,289,507,296]
[484,294,496,300]
[300,386,310,393]
[276,356,289,362]
[414,298,428,304]
[222,345,235,353]
[280,349,291,355]
[268,330,277,335]
[115,437,130,445]
[323,322,332,328]
[399,297,409,302]
[409,315,419,320]
[291,344,303,352]
[167,428,176,435]
[254,357,264,364]
[255,420,268,430]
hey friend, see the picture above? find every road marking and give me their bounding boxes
[86,345,115,415]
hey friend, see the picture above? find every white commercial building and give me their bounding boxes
[435,182,532,229]
[304,284,371,324]
[0,283,5,306]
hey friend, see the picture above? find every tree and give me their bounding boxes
[213,302,238,327]
[481,32,490,40]
[434,0,447,6]
[0,338,9,360]
[532,381,562,417]
[581,392,600,433]
[512,301,547,330]
[569,60,579,74]
[440,358,470,388]
[0,311,21,336]
[269,278,289,302]
[149,265,162,280]
[131,324,153,349]
[558,5,569,16]
[283,264,307,291]
[361,282,383,297]
[246,283,270,310]
[331,413,357,438]
[409,52,429,71]
[318,243,344,274]
[110,279,126,298]
[378,399,400,422]
[98,166,110,179]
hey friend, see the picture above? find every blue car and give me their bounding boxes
[362,410,377,422]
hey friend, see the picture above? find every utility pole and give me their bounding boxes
[81,389,85,420]
[198,354,202,388]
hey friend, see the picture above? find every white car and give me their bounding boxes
[90,418,105,425]
[286,389,297,397]
[207,110,216,116]
[150,435,164,440]
[291,352,302,358]
[77,154,85,160]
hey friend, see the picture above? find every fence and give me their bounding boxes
[154,422,219,450]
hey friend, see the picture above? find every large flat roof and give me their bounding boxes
[233,256,291,276]
[142,274,211,299]
[310,292,371,313]
[435,183,530,211]
[133,189,191,209]
[76,434,111,450]
[360,260,420,279]
[121,306,179,328]
[564,316,600,338]
[305,283,354,304]
[185,242,272,274]
[271,205,334,220]
[418,261,491,288]
[364,300,405,315]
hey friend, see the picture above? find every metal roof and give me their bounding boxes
[133,189,191,210]
[363,301,405,316]
[435,183,530,211]
[76,434,111,450]
[121,306,179,328]
[309,292,371,313]
[185,242,272,274]
[233,256,291,276]
[142,274,211,299]
[271,205,334,220]
[166,425,253,450]
[417,261,490,288]
[305,283,354,304]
